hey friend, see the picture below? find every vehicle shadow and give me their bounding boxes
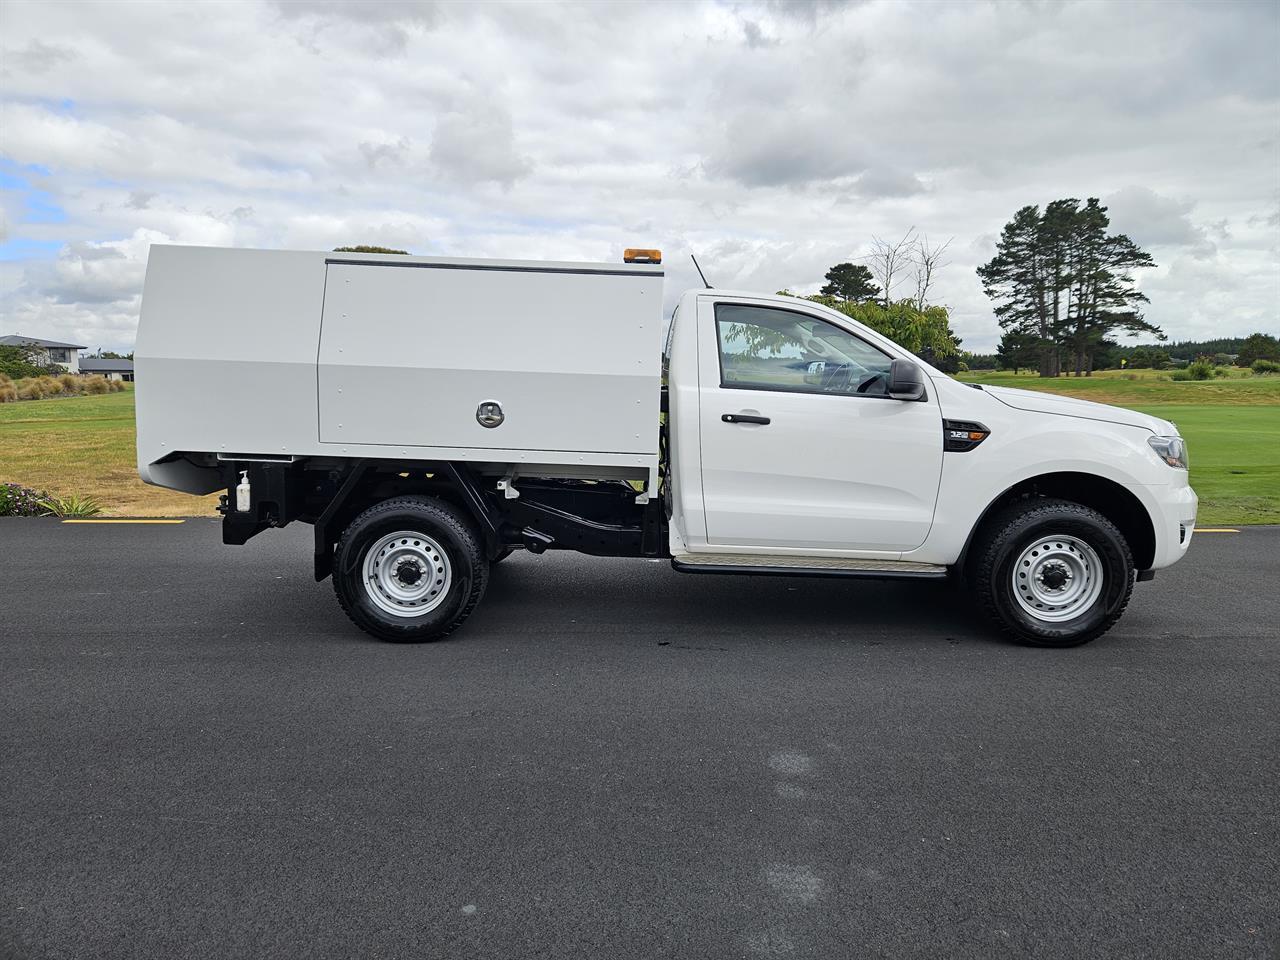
[477,553,1000,648]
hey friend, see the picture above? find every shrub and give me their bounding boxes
[109,379,126,392]
[1252,359,1280,375]
[0,383,16,403]
[83,375,111,395]
[0,372,11,387]
[58,373,78,391]
[1212,366,1229,378]
[1183,359,1215,381]
[0,483,50,517]
[38,375,63,396]
[39,493,104,518]
[17,380,46,400]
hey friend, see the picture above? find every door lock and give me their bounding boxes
[476,400,505,428]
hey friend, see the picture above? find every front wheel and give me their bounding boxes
[972,498,1134,647]
[333,496,488,643]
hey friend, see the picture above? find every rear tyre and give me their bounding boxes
[333,496,488,643]
[972,498,1134,648]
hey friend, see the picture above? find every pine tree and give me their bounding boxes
[980,199,1161,377]
[819,263,880,304]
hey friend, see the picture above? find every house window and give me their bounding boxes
[47,348,70,363]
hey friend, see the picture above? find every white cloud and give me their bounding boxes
[0,0,1276,351]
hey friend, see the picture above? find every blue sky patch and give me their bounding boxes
[0,238,63,262]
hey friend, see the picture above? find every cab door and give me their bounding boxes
[696,298,943,553]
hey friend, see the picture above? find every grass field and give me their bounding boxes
[1,372,1278,521]
[0,388,219,517]
[959,369,1280,525]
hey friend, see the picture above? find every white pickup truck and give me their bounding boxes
[136,245,1196,647]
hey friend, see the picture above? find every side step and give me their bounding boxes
[671,553,948,580]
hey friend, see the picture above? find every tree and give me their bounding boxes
[1126,346,1170,369]
[333,245,409,254]
[0,344,57,379]
[1236,333,1280,366]
[979,199,1161,377]
[912,234,952,310]
[865,229,916,310]
[995,330,1039,374]
[803,295,960,360]
[819,263,879,304]
[961,352,1000,371]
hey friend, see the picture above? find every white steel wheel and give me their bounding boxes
[362,530,452,618]
[1010,534,1104,623]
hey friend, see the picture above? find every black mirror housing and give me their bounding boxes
[887,358,927,401]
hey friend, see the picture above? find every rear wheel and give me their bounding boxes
[972,498,1134,647]
[333,496,488,643]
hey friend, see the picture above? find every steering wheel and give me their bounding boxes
[855,372,886,394]
[821,362,853,392]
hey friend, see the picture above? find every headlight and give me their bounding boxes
[1148,435,1188,469]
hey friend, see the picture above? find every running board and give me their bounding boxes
[671,553,948,580]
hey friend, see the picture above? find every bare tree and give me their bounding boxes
[864,228,916,309]
[912,234,953,310]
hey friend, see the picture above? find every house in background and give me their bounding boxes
[80,357,135,382]
[0,334,87,373]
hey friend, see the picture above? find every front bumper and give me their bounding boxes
[1147,482,1198,571]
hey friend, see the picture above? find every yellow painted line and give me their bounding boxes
[1193,528,1239,533]
[61,519,186,524]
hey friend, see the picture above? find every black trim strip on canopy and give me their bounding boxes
[326,259,662,278]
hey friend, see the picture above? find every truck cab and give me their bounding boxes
[135,246,1196,648]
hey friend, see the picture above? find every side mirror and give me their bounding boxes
[887,358,927,401]
[803,360,826,385]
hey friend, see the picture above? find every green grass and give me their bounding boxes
[0,388,218,517]
[1133,405,1280,525]
[958,367,1280,406]
[961,368,1280,524]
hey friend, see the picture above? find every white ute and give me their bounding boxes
[136,245,1197,647]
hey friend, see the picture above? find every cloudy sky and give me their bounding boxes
[1,0,1277,353]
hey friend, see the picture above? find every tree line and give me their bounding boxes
[964,332,1279,373]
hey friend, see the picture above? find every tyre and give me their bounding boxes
[971,498,1134,648]
[332,496,488,643]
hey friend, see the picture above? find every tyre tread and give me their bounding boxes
[971,497,1134,647]
[332,495,488,643]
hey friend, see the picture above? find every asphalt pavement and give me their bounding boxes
[2,519,1277,960]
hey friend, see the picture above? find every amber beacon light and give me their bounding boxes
[623,248,662,264]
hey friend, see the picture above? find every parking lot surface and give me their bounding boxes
[2,520,1277,959]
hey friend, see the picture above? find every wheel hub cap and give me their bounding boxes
[1012,535,1104,623]
[363,530,452,618]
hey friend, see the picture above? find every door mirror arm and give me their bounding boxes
[887,358,927,401]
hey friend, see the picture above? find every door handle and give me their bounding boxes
[722,413,770,425]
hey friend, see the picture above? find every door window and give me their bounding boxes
[715,303,894,397]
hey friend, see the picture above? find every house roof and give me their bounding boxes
[80,358,134,372]
[0,334,88,350]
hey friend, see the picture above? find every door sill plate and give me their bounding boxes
[672,553,947,579]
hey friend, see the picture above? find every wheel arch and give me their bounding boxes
[314,461,501,581]
[957,471,1156,574]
